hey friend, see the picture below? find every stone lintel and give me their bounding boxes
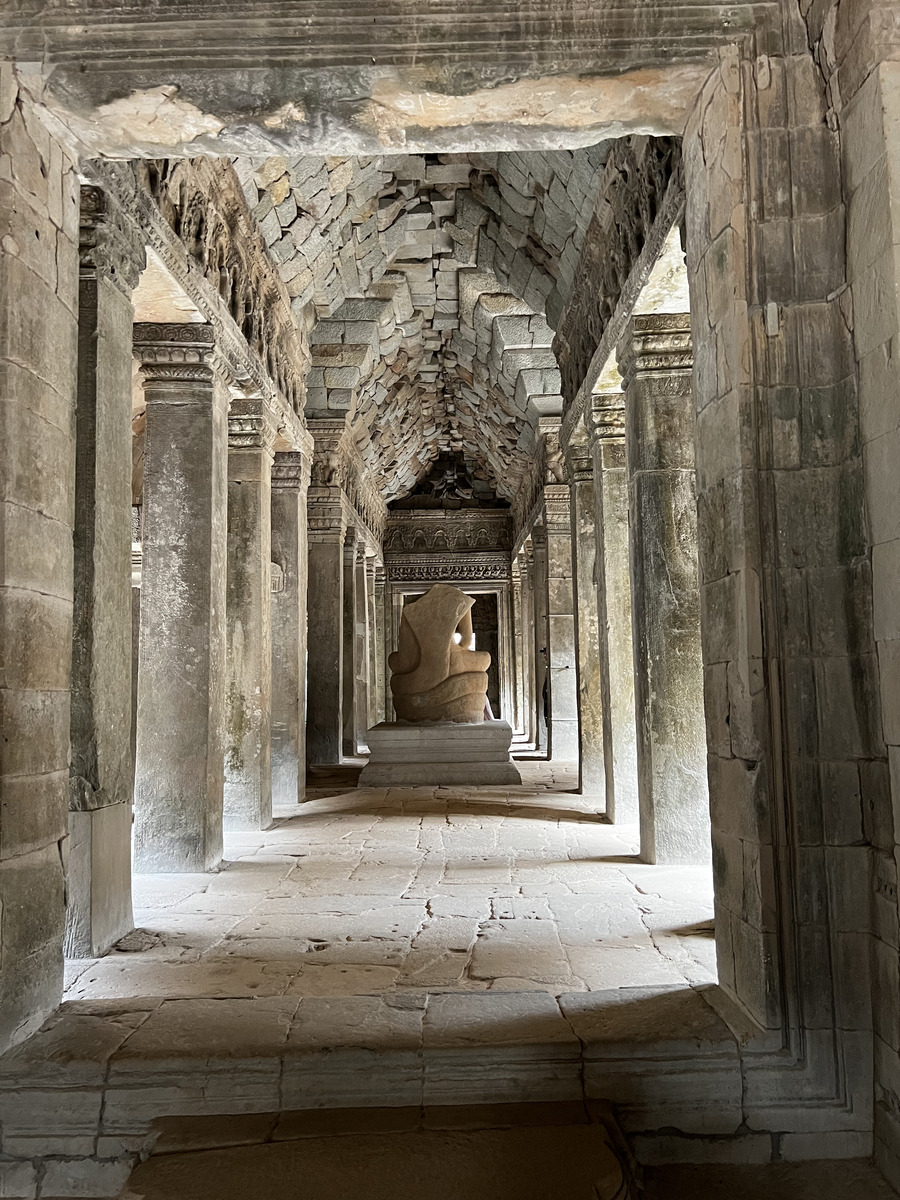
[617,313,693,390]
[133,322,216,387]
[79,184,145,294]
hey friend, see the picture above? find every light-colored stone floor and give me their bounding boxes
[64,763,716,1002]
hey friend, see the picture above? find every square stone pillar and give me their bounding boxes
[566,441,606,798]
[355,544,371,751]
[544,487,580,763]
[588,393,639,824]
[306,498,346,768]
[65,186,144,957]
[270,448,311,809]
[530,529,550,756]
[0,108,79,1051]
[511,560,526,738]
[132,323,227,873]
[306,418,349,769]
[342,530,360,758]
[619,314,710,864]
[366,557,378,729]
[517,549,538,748]
[373,566,387,725]
[223,396,277,831]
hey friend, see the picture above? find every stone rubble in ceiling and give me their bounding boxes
[235,146,616,502]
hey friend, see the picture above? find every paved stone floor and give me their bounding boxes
[64,764,716,1002]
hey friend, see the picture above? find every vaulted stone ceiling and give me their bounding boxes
[237,148,615,502]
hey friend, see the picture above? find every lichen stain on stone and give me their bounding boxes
[94,86,224,149]
[361,67,711,142]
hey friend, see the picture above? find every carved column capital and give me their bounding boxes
[79,184,145,295]
[133,323,216,387]
[228,396,278,454]
[588,391,626,444]
[617,313,693,393]
[564,443,594,485]
[271,450,311,492]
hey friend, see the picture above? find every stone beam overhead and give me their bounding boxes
[3,6,777,158]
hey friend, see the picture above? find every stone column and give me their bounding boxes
[223,396,277,831]
[342,530,360,758]
[545,484,580,762]
[306,495,346,768]
[373,566,387,725]
[530,530,550,756]
[65,187,144,956]
[619,314,709,864]
[566,441,606,798]
[354,544,370,751]
[270,448,311,808]
[518,549,537,748]
[511,560,526,737]
[588,393,639,824]
[132,323,227,873]
[366,557,378,729]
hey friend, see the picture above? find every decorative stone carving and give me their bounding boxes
[132,322,216,384]
[227,396,278,452]
[389,584,491,723]
[85,158,308,445]
[386,555,509,583]
[79,184,145,294]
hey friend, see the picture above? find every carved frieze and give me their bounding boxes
[384,508,512,555]
[79,184,146,295]
[387,554,510,583]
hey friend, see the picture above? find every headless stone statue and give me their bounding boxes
[389,584,490,723]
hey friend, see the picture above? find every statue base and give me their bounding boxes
[358,720,522,787]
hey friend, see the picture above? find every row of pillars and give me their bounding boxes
[565,313,710,864]
[67,188,315,957]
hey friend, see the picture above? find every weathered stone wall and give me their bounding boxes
[840,58,900,1187]
[0,71,80,1052]
[682,39,879,1148]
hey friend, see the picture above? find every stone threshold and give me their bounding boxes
[0,984,872,1198]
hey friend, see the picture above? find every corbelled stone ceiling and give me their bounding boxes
[238,148,615,502]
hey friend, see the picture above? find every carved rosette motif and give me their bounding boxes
[79,184,146,295]
[133,322,216,387]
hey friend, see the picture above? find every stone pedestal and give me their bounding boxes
[589,393,640,825]
[223,397,276,831]
[66,186,143,956]
[359,721,522,786]
[270,449,311,808]
[619,315,710,864]
[132,323,227,873]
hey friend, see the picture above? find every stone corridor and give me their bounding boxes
[64,765,715,1004]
